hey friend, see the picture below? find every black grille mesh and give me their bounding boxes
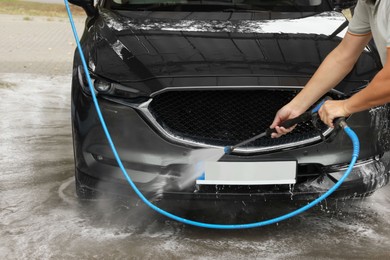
[149,89,328,148]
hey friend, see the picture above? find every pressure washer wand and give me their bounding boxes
[224,112,313,154]
[224,97,330,154]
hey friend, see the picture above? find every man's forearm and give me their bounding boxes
[290,46,357,112]
[345,67,390,114]
[289,33,372,113]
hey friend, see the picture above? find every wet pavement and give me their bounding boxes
[25,0,64,4]
[1,14,390,260]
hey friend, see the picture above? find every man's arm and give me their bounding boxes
[320,46,390,126]
[271,32,372,136]
[289,32,372,113]
[345,47,390,111]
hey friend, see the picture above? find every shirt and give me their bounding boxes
[348,0,390,65]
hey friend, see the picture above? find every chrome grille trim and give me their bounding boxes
[137,86,335,154]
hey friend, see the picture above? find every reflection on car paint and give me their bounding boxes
[100,9,346,36]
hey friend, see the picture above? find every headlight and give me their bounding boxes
[77,65,146,99]
[94,80,112,93]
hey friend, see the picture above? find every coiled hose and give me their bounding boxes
[64,0,360,229]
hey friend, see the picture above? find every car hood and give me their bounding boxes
[87,8,379,95]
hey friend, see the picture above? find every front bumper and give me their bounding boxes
[75,156,390,201]
[72,90,390,200]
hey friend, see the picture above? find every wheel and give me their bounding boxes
[75,176,99,200]
[75,179,97,199]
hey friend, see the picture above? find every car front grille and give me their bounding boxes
[148,89,329,150]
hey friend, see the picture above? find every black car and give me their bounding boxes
[70,0,390,204]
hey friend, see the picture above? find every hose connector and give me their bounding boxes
[334,117,347,129]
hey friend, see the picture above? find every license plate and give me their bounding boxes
[196,161,297,185]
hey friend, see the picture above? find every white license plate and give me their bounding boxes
[196,161,297,185]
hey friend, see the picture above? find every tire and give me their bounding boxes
[75,177,99,200]
[355,191,375,198]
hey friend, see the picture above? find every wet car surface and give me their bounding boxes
[1,12,390,260]
[72,0,389,202]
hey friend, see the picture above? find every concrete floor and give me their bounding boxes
[25,0,65,4]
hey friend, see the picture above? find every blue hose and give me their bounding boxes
[64,1,360,229]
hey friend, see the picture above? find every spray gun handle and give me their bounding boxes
[311,97,347,128]
[311,96,332,113]
[265,96,331,136]
[265,111,313,137]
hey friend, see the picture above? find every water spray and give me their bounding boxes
[65,0,360,229]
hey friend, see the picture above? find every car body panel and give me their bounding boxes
[71,1,390,200]
[87,8,379,95]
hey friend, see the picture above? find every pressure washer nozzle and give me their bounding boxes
[224,146,233,154]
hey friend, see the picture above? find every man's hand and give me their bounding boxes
[270,104,304,138]
[318,99,351,128]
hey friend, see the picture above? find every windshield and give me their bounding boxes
[105,0,331,12]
